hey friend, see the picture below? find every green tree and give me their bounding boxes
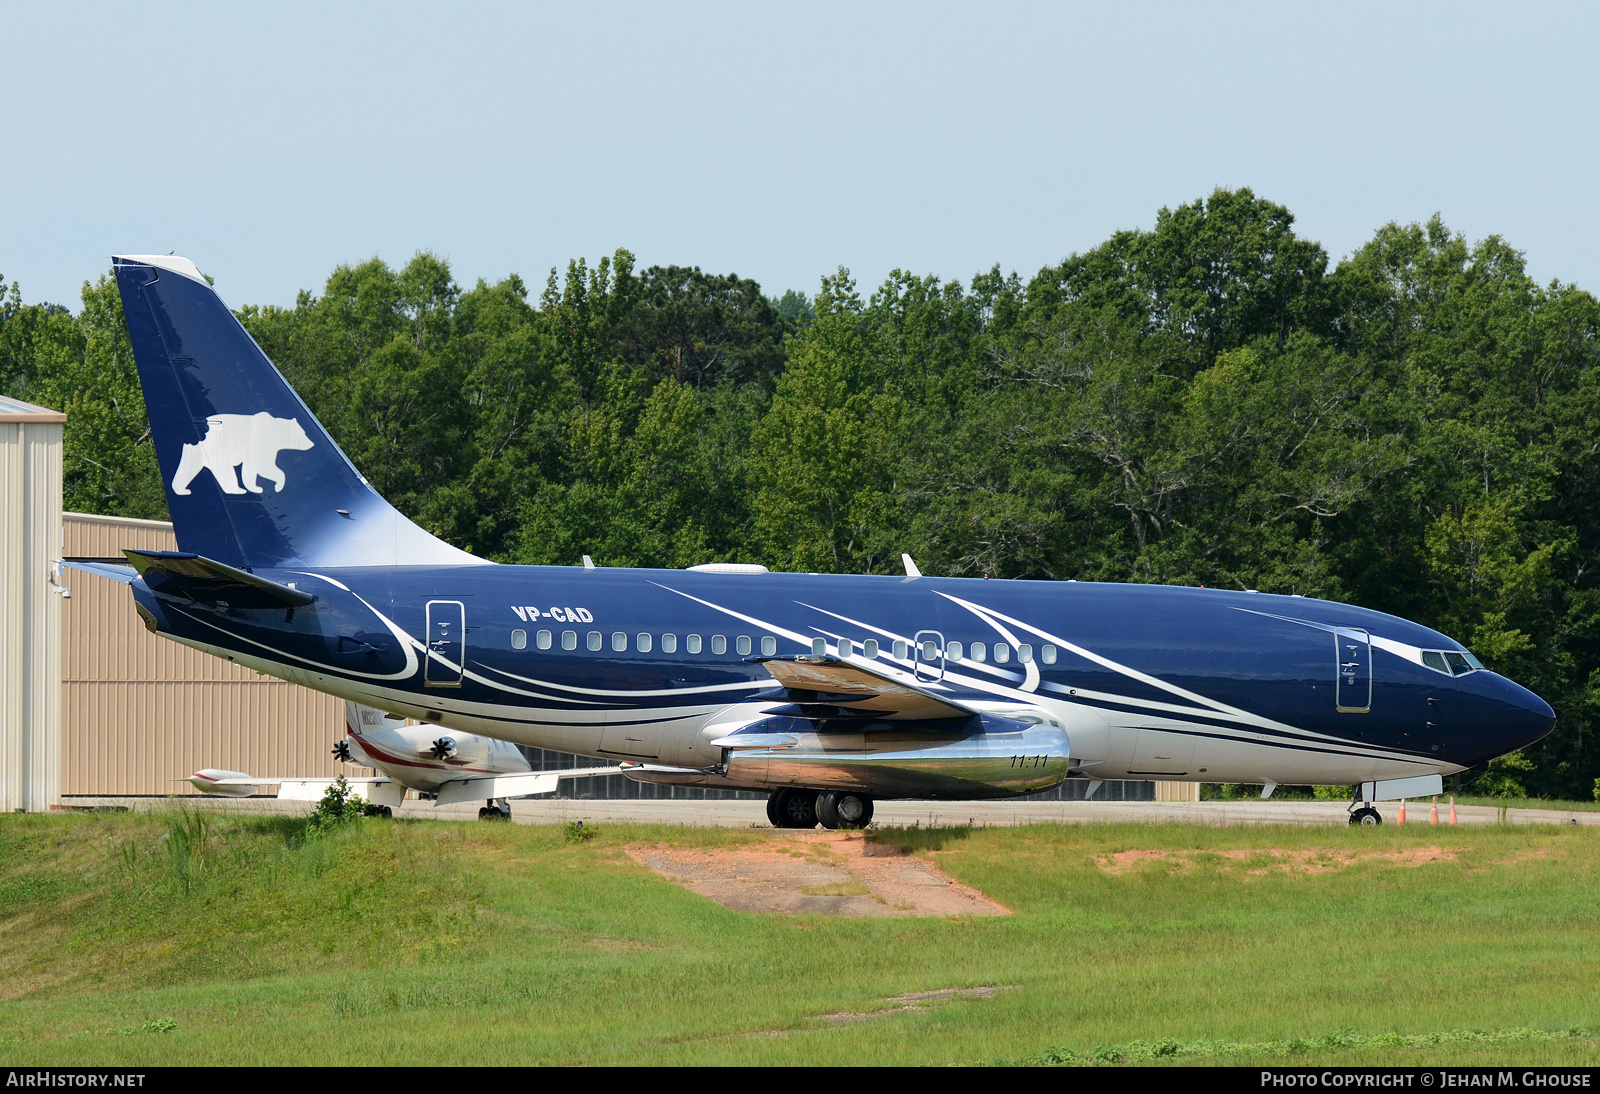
[749,270,905,573]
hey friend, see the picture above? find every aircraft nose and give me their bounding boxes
[1519,688,1556,745]
[1446,673,1555,768]
[1493,677,1555,753]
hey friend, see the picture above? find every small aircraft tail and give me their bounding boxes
[111,255,483,570]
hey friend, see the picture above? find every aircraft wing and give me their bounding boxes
[433,765,626,806]
[273,777,391,801]
[752,656,978,720]
[185,769,403,807]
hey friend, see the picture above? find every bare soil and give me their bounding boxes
[1092,845,1462,876]
[627,831,1010,917]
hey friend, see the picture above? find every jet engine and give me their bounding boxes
[421,734,489,765]
[624,712,1072,800]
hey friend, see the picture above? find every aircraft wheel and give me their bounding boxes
[380,806,394,819]
[834,793,873,829]
[816,792,841,830]
[766,793,785,828]
[478,807,489,819]
[776,789,818,829]
[1349,806,1382,826]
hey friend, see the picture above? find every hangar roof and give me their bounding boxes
[0,395,66,423]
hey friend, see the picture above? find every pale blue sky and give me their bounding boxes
[3,1,1596,310]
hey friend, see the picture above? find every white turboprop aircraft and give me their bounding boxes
[188,701,622,818]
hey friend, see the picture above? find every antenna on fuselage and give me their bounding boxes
[582,554,595,570]
[901,553,922,578]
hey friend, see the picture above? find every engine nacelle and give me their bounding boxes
[624,713,1071,800]
[419,733,489,765]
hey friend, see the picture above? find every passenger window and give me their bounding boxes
[661,633,677,653]
[587,631,602,651]
[947,640,963,661]
[762,636,777,656]
[1041,644,1057,664]
[536,629,552,650]
[712,635,727,655]
[637,633,652,653]
[511,629,527,650]
[994,644,1011,664]
[811,637,826,657]
[970,642,986,663]
[1018,644,1033,664]
[838,638,854,658]
[612,632,627,652]
[1422,651,1449,674]
[737,636,752,656]
[688,634,703,654]
[921,640,938,661]
[562,630,577,650]
[863,639,879,658]
[893,639,908,660]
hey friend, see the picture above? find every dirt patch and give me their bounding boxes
[628,832,1009,917]
[816,985,1018,1022]
[1093,846,1462,876]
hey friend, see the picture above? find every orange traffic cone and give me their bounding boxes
[1449,797,1457,825]
[1430,797,1439,825]
[1398,799,1406,825]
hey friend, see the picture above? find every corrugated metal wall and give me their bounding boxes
[60,513,347,796]
[0,401,64,811]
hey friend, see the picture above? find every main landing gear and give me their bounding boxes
[478,797,512,821]
[766,789,874,830]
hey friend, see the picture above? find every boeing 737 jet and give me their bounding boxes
[64,255,1556,828]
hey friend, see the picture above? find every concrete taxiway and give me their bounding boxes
[58,795,1600,828]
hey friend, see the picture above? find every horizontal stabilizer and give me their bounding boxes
[433,765,626,806]
[59,558,138,583]
[752,656,977,720]
[125,549,314,610]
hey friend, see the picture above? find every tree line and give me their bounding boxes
[5,188,1598,800]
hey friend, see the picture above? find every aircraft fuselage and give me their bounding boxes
[130,562,1555,796]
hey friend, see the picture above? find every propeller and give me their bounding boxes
[430,736,458,760]
[331,740,353,763]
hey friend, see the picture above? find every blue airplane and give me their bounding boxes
[64,254,1556,828]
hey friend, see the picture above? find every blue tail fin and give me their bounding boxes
[112,255,483,570]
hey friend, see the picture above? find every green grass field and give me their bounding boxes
[0,807,1597,1066]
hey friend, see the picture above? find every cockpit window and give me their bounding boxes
[1422,649,1481,676]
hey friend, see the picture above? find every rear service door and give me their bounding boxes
[425,600,465,687]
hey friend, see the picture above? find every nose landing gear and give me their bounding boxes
[1348,786,1382,825]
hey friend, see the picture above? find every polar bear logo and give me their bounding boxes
[171,412,315,496]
